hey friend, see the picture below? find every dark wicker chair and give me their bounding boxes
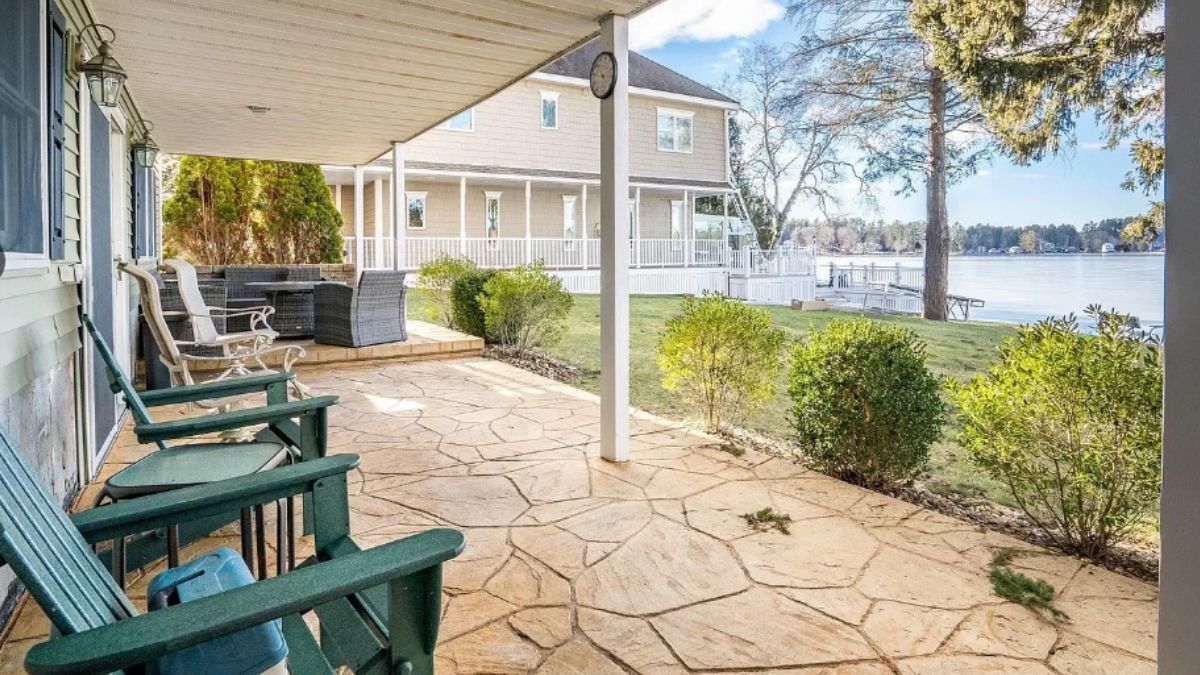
[287,265,323,282]
[314,271,408,347]
[225,266,286,331]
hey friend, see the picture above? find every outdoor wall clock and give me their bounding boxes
[590,51,618,100]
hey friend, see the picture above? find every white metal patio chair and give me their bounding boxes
[121,261,308,402]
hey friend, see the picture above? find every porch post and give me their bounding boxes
[581,183,589,269]
[392,142,406,271]
[722,193,730,267]
[353,165,365,276]
[1161,0,1200,667]
[599,13,630,463]
[635,187,642,269]
[373,177,384,268]
[459,176,467,256]
[525,180,533,264]
[683,190,690,268]
[335,184,342,212]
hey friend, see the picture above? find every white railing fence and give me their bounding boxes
[730,247,817,276]
[343,235,817,281]
[344,236,396,270]
[827,262,925,289]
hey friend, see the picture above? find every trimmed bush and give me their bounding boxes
[450,269,498,340]
[479,264,573,354]
[657,293,786,431]
[953,308,1162,559]
[788,318,943,487]
[417,255,476,328]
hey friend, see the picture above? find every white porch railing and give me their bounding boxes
[345,235,817,279]
[344,236,395,270]
[730,248,817,276]
[827,262,925,289]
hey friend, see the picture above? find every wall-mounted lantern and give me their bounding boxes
[78,24,126,108]
[132,121,159,168]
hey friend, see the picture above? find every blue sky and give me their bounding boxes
[630,0,1160,228]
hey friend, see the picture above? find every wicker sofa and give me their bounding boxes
[314,271,407,347]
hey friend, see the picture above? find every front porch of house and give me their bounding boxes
[0,356,1158,673]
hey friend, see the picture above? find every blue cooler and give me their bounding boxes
[147,548,289,675]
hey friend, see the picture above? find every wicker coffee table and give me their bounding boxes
[246,281,321,338]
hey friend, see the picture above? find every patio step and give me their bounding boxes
[189,321,484,372]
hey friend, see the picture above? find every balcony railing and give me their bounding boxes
[346,235,816,276]
[826,261,925,289]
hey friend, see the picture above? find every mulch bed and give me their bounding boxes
[485,346,583,383]
[718,425,1160,583]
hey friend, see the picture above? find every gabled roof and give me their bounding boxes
[540,40,738,106]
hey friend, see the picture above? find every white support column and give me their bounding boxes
[635,187,642,269]
[353,165,365,277]
[1161,0,1199,667]
[392,142,406,271]
[335,184,343,212]
[722,193,730,267]
[525,180,533,264]
[459,176,467,256]
[581,183,589,269]
[683,190,691,268]
[373,177,384,269]
[599,14,630,463]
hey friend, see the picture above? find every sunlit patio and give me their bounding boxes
[0,356,1156,674]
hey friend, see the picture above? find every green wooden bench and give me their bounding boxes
[82,313,338,582]
[0,422,464,674]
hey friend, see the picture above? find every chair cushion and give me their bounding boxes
[105,442,289,499]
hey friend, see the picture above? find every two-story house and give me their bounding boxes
[324,41,816,303]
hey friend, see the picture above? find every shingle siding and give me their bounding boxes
[404,80,729,185]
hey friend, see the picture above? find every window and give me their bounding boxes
[443,108,474,132]
[562,195,577,248]
[0,0,47,257]
[484,191,501,245]
[407,191,427,229]
[657,108,694,153]
[541,91,559,129]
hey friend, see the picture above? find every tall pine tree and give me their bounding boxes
[912,0,1164,243]
[786,0,990,320]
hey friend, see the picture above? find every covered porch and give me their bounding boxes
[323,165,748,273]
[0,357,1158,672]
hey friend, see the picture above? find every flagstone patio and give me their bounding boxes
[0,357,1158,674]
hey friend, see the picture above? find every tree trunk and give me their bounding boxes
[923,67,950,321]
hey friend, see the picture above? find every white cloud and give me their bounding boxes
[630,0,785,51]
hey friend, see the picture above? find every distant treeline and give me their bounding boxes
[780,216,1162,254]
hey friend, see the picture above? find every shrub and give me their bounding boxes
[478,264,574,354]
[953,308,1162,559]
[450,269,498,340]
[418,255,477,328]
[656,294,786,431]
[788,319,943,487]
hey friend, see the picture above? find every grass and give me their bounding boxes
[408,292,1018,506]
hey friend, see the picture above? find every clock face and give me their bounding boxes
[590,52,617,100]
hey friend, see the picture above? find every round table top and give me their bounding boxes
[244,281,324,292]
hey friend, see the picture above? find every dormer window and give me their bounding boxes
[541,91,559,129]
[443,108,474,132]
[657,108,694,153]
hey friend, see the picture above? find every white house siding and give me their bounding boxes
[404,80,729,185]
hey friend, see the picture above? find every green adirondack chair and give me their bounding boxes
[0,423,464,674]
[81,313,338,582]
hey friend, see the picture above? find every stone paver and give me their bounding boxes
[0,357,1159,673]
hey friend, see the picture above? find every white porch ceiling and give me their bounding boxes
[90,0,657,165]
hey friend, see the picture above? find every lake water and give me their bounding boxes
[817,253,1166,328]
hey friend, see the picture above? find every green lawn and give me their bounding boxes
[409,293,1019,505]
